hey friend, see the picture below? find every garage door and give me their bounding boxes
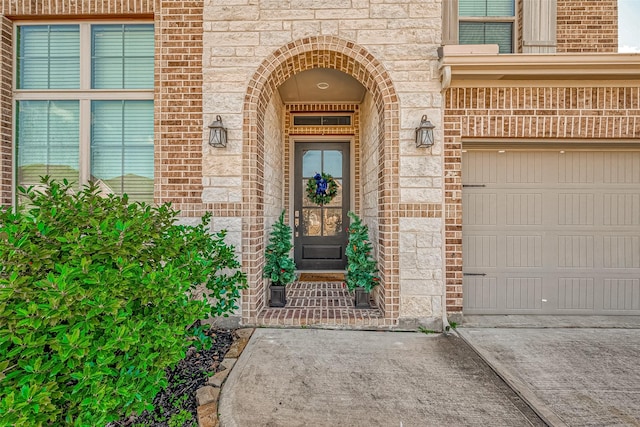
[462,149,640,315]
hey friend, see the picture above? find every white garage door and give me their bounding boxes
[462,149,640,315]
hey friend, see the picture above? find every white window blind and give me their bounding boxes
[458,0,515,53]
[91,100,154,203]
[15,23,154,204]
[459,22,514,53]
[459,0,514,17]
[17,25,80,89]
[16,100,80,187]
[92,25,154,89]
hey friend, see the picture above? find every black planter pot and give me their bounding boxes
[269,285,287,307]
[354,287,371,308]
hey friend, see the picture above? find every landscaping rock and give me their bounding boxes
[197,401,219,427]
[196,386,220,406]
[221,357,237,371]
[234,328,254,340]
[207,366,232,388]
[225,328,254,358]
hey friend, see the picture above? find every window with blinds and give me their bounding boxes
[458,0,515,53]
[459,0,514,16]
[92,25,154,89]
[91,100,154,200]
[16,100,80,186]
[17,25,80,89]
[15,23,154,204]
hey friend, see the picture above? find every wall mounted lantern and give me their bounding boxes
[415,115,435,148]
[208,115,228,148]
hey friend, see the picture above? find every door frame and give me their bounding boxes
[289,136,355,270]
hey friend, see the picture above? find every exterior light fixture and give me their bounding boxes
[208,115,227,148]
[415,115,435,148]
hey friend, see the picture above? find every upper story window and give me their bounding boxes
[15,23,154,204]
[458,0,515,53]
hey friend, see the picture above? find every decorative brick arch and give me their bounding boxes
[241,36,400,325]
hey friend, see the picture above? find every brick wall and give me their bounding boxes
[0,0,152,15]
[443,85,640,313]
[154,0,204,212]
[0,0,205,212]
[557,0,618,52]
[199,0,444,324]
[202,0,444,325]
[0,17,11,206]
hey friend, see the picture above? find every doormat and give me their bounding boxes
[298,273,345,282]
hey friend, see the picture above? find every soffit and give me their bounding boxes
[277,68,366,104]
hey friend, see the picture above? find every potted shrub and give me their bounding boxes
[345,211,380,308]
[264,210,297,307]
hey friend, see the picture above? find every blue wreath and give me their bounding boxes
[306,172,338,206]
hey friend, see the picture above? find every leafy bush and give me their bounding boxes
[0,178,246,426]
[263,210,296,286]
[345,211,379,292]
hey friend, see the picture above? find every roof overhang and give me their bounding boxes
[439,45,640,88]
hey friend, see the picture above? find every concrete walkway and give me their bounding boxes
[218,328,544,427]
[458,327,640,427]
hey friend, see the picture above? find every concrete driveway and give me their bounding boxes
[459,325,640,427]
[218,328,544,427]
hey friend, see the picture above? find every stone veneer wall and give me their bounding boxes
[262,92,285,309]
[556,0,618,53]
[398,98,445,324]
[443,85,640,314]
[203,0,443,325]
[264,92,285,229]
[359,93,383,308]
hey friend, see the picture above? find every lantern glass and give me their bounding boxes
[415,115,435,148]
[208,115,227,148]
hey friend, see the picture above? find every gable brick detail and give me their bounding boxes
[557,0,618,53]
[443,85,640,313]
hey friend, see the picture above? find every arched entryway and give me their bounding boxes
[240,36,400,327]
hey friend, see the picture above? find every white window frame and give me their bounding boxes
[443,0,557,54]
[443,0,519,54]
[12,20,154,200]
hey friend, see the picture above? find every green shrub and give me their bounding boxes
[263,210,296,286]
[0,178,246,426]
[345,211,379,292]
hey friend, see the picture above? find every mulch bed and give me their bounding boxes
[109,328,233,427]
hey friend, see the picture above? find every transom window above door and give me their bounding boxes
[14,23,154,203]
[292,114,352,126]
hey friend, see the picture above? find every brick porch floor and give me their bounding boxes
[256,281,394,329]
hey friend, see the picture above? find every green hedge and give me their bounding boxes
[0,179,246,426]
